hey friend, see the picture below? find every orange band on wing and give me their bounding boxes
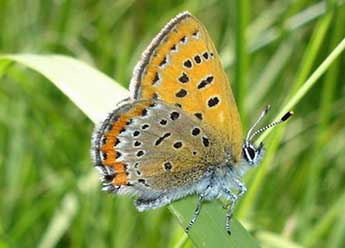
[112,173,128,186]
[98,100,153,186]
[113,162,126,173]
[100,101,151,155]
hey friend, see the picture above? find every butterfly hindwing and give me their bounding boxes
[130,11,243,162]
[92,99,225,196]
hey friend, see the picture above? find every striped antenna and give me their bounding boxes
[248,111,294,142]
[245,105,271,145]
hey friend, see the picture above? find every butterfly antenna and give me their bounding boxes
[245,105,271,145]
[248,111,294,142]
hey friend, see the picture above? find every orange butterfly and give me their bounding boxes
[92,11,292,234]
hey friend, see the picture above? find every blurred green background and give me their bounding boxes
[1,0,345,247]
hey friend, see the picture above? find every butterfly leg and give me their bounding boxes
[185,195,203,233]
[233,178,247,202]
[222,189,237,235]
[223,179,247,234]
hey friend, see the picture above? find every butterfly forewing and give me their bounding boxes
[130,12,243,161]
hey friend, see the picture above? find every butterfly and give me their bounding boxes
[91,11,292,234]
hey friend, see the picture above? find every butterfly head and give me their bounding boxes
[242,105,293,166]
[242,142,264,166]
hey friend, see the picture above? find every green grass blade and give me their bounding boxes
[0,54,129,123]
[257,36,345,143]
[0,54,259,247]
[239,11,343,220]
[247,1,343,54]
[302,191,345,247]
[256,230,303,248]
[234,0,250,124]
[170,199,259,247]
[299,6,345,238]
[38,193,78,248]
[247,39,294,112]
[290,12,333,94]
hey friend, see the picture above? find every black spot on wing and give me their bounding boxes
[178,72,189,83]
[173,141,183,149]
[152,72,160,85]
[159,119,167,126]
[116,151,122,159]
[170,111,180,120]
[136,150,145,157]
[192,127,201,136]
[133,130,140,137]
[183,59,192,68]
[134,141,142,147]
[163,161,173,171]
[159,56,167,67]
[197,76,214,89]
[194,113,203,120]
[175,89,187,98]
[202,137,209,147]
[141,108,148,116]
[170,44,177,51]
[194,55,201,64]
[141,124,150,130]
[202,52,209,60]
[208,96,220,108]
[154,132,171,146]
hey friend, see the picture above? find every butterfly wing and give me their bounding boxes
[92,100,224,201]
[130,11,243,161]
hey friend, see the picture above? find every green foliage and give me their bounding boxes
[1,1,345,247]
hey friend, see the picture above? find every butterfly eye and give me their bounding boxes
[247,147,256,160]
[243,145,256,163]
